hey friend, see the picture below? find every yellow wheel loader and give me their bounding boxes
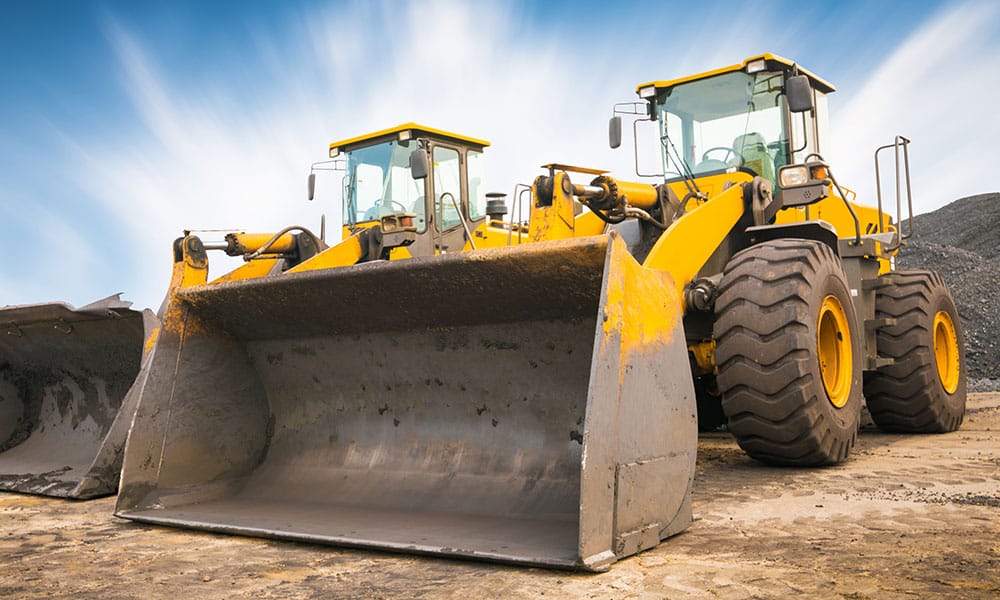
[0,295,157,498]
[115,54,965,570]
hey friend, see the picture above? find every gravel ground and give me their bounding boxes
[2,393,997,599]
[897,192,1000,384]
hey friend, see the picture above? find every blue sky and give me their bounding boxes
[1,0,998,310]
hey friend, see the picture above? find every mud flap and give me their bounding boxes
[116,234,696,570]
[0,295,157,498]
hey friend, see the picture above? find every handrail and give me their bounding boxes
[874,135,914,251]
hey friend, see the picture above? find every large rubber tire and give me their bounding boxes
[863,270,966,432]
[714,239,863,466]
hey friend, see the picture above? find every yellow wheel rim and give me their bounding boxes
[817,295,852,408]
[933,310,960,394]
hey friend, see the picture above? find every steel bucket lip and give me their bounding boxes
[0,294,135,325]
[118,505,586,570]
[173,235,614,339]
[177,234,613,297]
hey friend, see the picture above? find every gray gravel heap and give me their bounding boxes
[895,192,1000,384]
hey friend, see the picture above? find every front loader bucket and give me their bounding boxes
[0,295,156,498]
[116,233,696,571]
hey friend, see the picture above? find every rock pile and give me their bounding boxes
[896,192,1000,386]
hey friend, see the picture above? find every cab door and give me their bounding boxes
[430,145,469,253]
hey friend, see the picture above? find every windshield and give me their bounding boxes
[344,140,424,229]
[656,70,788,186]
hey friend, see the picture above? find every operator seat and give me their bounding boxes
[733,132,775,185]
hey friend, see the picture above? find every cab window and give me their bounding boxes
[467,149,487,221]
[433,146,462,231]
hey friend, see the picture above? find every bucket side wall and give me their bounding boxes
[117,306,270,510]
[577,235,698,570]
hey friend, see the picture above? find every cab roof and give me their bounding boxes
[636,53,836,95]
[329,123,490,155]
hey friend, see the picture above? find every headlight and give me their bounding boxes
[638,85,657,99]
[329,147,340,159]
[745,58,767,74]
[779,165,809,187]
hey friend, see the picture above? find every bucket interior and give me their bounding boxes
[120,239,611,566]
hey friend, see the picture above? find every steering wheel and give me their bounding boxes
[363,199,408,221]
[382,200,407,213]
[701,146,743,166]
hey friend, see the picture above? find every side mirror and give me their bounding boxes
[609,116,622,149]
[409,148,428,179]
[307,172,316,201]
[786,75,814,113]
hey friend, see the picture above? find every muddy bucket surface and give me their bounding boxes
[117,234,696,570]
[0,295,154,498]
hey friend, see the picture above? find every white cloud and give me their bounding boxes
[64,0,645,309]
[830,1,1000,218]
[35,0,995,312]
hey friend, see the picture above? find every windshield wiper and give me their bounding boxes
[346,167,359,229]
[661,132,705,201]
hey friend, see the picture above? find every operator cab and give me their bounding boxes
[634,54,835,188]
[328,123,491,255]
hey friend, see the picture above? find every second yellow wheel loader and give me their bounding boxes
[115,54,966,570]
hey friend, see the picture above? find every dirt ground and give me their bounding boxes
[1,393,997,599]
